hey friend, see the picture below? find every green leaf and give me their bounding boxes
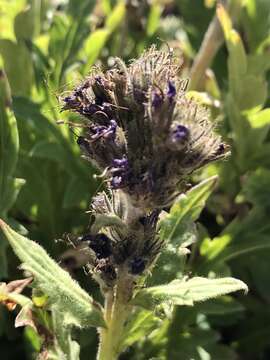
[119,309,160,352]
[146,4,163,36]
[160,176,218,245]
[62,176,91,208]
[132,277,248,310]
[0,39,33,95]
[30,140,86,177]
[52,310,81,360]
[0,219,106,329]
[83,29,109,72]
[0,71,20,215]
[82,1,125,73]
[0,233,8,278]
[150,177,218,285]
[195,296,245,316]
[14,6,35,41]
[0,177,25,215]
[105,2,125,32]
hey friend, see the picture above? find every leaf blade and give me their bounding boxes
[0,219,105,328]
[132,277,248,310]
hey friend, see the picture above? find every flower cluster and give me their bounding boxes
[63,46,228,210]
[62,47,229,287]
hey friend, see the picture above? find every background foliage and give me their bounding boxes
[0,0,270,359]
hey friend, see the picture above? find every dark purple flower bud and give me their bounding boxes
[102,102,113,113]
[167,80,176,102]
[96,258,117,281]
[74,88,83,98]
[171,124,190,143]
[104,119,117,139]
[129,257,146,275]
[81,103,100,116]
[216,143,225,155]
[81,233,112,259]
[112,156,128,168]
[152,91,163,108]
[63,95,80,108]
[95,76,103,85]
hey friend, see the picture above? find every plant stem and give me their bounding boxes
[189,0,244,90]
[97,270,133,360]
[189,9,225,90]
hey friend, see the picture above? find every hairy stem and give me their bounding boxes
[97,270,133,360]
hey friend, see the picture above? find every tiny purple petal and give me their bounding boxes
[152,92,163,108]
[103,120,117,139]
[167,80,176,102]
[63,95,80,108]
[172,124,189,142]
[90,119,117,140]
[111,176,123,189]
[82,103,100,116]
[112,156,128,168]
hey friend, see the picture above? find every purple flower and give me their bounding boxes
[112,156,128,168]
[129,257,146,275]
[111,176,124,189]
[110,156,130,189]
[81,103,100,117]
[63,95,80,108]
[171,124,189,143]
[91,120,117,141]
[167,80,176,102]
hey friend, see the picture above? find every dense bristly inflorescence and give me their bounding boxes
[62,47,229,288]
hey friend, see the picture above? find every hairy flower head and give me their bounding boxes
[63,46,229,210]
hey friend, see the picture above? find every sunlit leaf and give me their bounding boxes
[133,277,248,310]
[0,219,106,329]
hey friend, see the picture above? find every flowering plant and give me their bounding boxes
[0,47,247,360]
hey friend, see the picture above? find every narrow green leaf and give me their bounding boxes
[132,277,248,310]
[105,2,125,32]
[83,29,109,72]
[0,219,106,328]
[0,71,20,215]
[0,177,25,214]
[83,1,125,73]
[146,4,162,36]
[0,39,33,95]
[14,6,35,41]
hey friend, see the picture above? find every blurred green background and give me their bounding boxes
[1,0,270,359]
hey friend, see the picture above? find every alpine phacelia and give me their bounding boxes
[63,46,229,212]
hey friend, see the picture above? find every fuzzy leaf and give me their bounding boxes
[159,176,218,245]
[150,177,218,285]
[132,277,248,310]
[0,219,105,328]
